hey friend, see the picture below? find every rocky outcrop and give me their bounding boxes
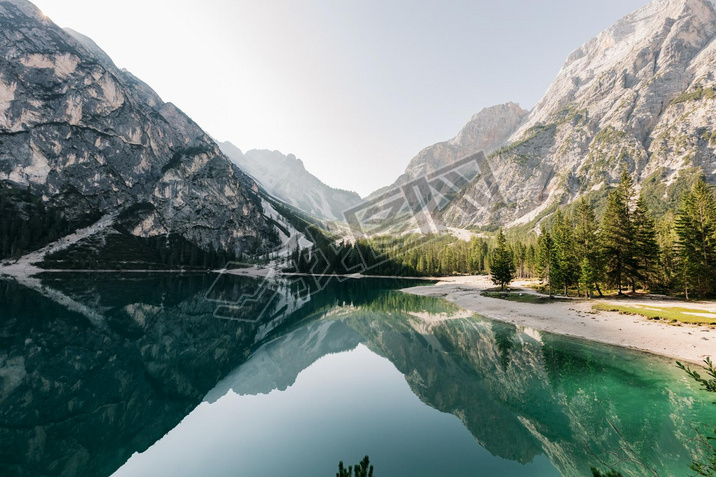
[220,142,363,221]
[0,0,279,258]
[443,0,716,228]
[371,102,528,197]
[402,102,529,182]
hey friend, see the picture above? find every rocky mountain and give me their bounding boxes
[219,142,362,222]
[442,0,716,229]
[372,102,528,197]
[0,0,282,266]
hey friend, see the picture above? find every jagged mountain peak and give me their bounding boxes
[0,0,46,21]
[517,0,716,140]
[251,149,306,171]
[62,27,116,69]
[405,101,528,178]
[370,101,528,198]
[465,101,527,124]
[561,0,716,73]
[452,102,528,149]
[442,0,716,229]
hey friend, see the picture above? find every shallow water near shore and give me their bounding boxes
[1,273,714,477]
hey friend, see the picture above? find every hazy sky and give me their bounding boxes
[32,0,647,196]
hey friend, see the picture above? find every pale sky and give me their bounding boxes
[32,0,647,197]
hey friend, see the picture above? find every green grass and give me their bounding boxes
[483,291,564,304]
[592,303,716,325]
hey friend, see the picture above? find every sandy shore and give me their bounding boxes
[403,276,715,365]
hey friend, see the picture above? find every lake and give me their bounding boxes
[0,273,714,476]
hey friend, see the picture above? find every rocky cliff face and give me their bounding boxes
[443,0,716,228]
[0,0,278,260]
[372,102,528,197]
[219,142,362,222]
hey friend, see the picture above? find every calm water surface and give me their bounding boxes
[0,273,714,477]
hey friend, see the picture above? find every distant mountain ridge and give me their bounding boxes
[219,141,362,222]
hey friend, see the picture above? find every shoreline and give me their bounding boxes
[3,265,713,365]
[0,263,441,280]
[402,276,715,366]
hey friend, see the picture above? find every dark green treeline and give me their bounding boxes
[291,173,716,299]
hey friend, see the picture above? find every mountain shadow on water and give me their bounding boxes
[1,273,714,477]
[0,273,424,477]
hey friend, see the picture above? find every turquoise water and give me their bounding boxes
[0,273,714,477]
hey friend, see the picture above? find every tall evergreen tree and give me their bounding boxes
[537,228,558,297]
[514,242,528,278]
[675,178,716,299]
[526,243,537,277]
[600,172,638,294]
[336,456,374,477]
[579,258,597,298]
[574,198,595,262]
[553,211,579,296]
[601,190,627,294]
[619,172,641,292]
[574,198,604,296]
[656,213,678,291]
[490,229,516,291]
[633,195,660,291]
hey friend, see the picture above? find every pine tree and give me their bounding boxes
[620,172,641,292]
[514,242,528,278]
[553,211,579,296]
[601,190,626,294]
[600,172,637,294]
[579,258,596,298]
[574,198,604,296]
[336,456,374,477]
[574,198,595,262]
[490,229,516,290]
[675,178,716,299]
[656,213,678,291]
[417,254,426,275]
[633,195,660,291]
[337,461,352,477]
[537,228,558,297]
[354,456,374,477]
[526,243,537,278]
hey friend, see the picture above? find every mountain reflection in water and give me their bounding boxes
[0,273,713,477]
